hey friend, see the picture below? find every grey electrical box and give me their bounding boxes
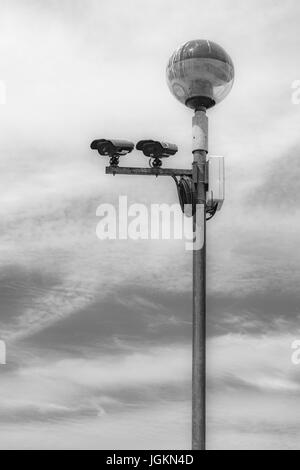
[207,156,225,211]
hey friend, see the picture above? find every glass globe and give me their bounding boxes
[166,40,234,109]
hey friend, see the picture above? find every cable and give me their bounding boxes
[175,176,194,217]
[172,176,218,221]
[206,202,218,220]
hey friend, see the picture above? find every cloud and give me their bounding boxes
[17,285,192,352]
[0,401,191,450]
[247,146,300,209]
[1,334,300,448]
[1,0,300,450]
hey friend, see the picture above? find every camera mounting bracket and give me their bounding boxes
[105,164,216,220]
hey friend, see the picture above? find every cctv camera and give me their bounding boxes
[136,140,178,158]
[90,139,134,166]
[90,139,134,156]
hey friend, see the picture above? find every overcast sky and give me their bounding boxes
[0,0,300,449]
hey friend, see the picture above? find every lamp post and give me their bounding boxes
[166,39,234,450]
[91,39,234,451]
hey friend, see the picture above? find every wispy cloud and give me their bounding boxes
[1,0,300,449]
[1,334,300,448]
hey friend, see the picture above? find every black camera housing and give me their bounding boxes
[136,140,178,158]
[90,139,134,156]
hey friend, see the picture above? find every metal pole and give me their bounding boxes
[192,107,208,450]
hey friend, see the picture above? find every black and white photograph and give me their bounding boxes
[0,0,300,452]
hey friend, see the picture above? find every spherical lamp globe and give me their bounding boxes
[166,39,234,110]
